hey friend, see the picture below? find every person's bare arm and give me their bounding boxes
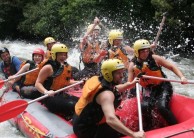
[15,63,30,75]
[128,62,135,82]
[96,91,145,138]
[153,55,187,83]
[93,49,108,63]
[116,77,139,92]
[35,64,53,94]
[8,63,30,85]
[81,17,100,46]
[124,46,134,55]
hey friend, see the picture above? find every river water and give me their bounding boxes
[0,40,194,138]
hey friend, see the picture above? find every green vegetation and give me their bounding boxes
[0,0,193,53]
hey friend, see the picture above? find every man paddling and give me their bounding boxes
[128,39,187,130]
[0,47,21,92]
[73,59,145,138]
[74,17,107,80]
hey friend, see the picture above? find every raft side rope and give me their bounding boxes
[21,111,53,138]
[164,127,194,138]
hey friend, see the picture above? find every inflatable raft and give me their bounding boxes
[1,90,194,138]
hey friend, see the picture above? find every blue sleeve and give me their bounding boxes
[12,56,22,71]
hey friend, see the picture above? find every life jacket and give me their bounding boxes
[108,46,129,68]
[80,40,101,63]
[43,60,72,91]
[75,76,122,124]
[132,55,165,88]
[1,56,18,78]
[75,76,101,116]
[20,60,46,86]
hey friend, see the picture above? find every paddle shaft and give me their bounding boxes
[136,83,143,131]
[1,68,39,83]
[0,81,83,122]
[84,17,100,37]
[28,81,83,104]
[142,75,194,84]
[99,22,110,32]
[154,12,167,45]
[0,68,39,90]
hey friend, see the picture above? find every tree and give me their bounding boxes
[151,0,194,56]
[0,0,193,57]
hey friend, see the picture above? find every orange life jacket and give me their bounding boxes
[50,64,72,90]
[75,76,102,116]
[133,60,164,88]
[20,60,46,86]
[80,41,101,63]
[108,47,129,68]
[75,76,122,125]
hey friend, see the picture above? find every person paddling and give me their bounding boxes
[35,43,79,120]
[107,29,134,66]
[73,59,145,138]
[43,37,56,59]
[128,39,187,130]
[0,47,21,92]
[8,48,45,99]
[44,36,79,80]
[106,29,133,82]
[74,17,107,80]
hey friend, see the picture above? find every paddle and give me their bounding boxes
[0,81,83,122]
[136,83,143,131]
[0,68,39,89]
[142,75,194,84]
[99,22,110,32]
[154,12,167,46]
[84,17,100,37]
[85,17,109,36]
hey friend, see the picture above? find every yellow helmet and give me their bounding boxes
[108,30,123,45]
[101,59,125,82]
[133,39,151,57]
[44,37,56,46]
[87,24,101,32]
[51,43,68,60]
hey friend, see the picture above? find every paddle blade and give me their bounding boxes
[0,100,28,122]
